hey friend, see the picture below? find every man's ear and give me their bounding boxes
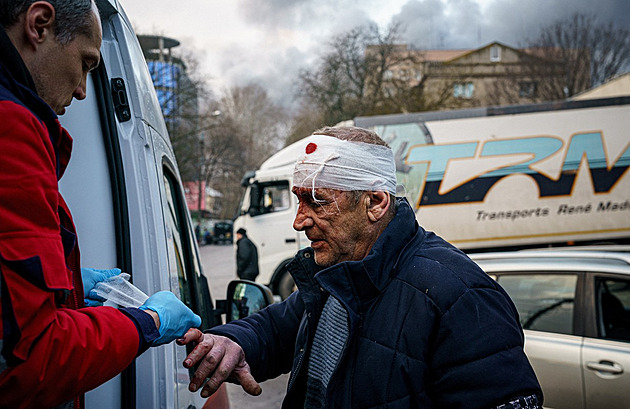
[366,191,390,222]
[24,2,56,48]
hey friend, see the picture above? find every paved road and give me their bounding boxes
[199,243,289,409]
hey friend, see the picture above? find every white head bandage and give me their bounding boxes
[293,134,397,195]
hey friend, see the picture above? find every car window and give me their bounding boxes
[497,274,577,335]
[598,278,630,342]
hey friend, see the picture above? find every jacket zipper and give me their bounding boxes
[287,346,305,391]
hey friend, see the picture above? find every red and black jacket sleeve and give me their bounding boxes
[0,100,144,408]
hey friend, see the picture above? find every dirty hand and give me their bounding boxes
[178,328,261,398]
[81,267,121,306]
[140,291,202,345]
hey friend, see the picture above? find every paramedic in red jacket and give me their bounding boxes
[0,1,201,408]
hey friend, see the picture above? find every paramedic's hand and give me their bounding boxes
[178,328,261,398]
[140,291,202,346]
[81,267,121,306]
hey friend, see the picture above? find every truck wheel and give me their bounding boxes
[277,272,296,300]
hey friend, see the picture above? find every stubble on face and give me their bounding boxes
[294,188,371,267]
[31,11,102,115]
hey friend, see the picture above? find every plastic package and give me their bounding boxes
[92,273,149,308]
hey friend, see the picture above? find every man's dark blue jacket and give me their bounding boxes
[211,198,542,408]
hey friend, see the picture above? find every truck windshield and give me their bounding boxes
[250,181,291,216]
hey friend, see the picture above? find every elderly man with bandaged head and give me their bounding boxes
[180,126,544,408]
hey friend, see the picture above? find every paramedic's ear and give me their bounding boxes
[24,2,56,48]
[366,191,390,222]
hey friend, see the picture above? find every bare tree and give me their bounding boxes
[285,102,327,146]
[219,84,288,170]
[198,113,246,218]
[297,22,423,125]
[140,43,280,220]
[297,22,461,124]
[192,84,290,218]
[145,48,215,182]
[495,13,630,103]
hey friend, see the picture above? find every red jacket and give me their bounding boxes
[0,28,142,408]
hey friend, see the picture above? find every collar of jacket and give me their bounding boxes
[286,246,326,315]
[0,23,37,93]
[0,24,73,180]
[290,197,420,314]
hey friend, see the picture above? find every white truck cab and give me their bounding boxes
[236,142,309,298]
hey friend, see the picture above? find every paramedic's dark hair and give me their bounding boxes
[0,0,98,44]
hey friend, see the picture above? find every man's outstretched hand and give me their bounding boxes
[178,328,262,398]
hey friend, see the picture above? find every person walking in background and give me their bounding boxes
[179,126,543,408]
[0,1,200,407]
[235,228,259,281]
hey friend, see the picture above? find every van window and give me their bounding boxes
[162,170,193,307]
[497,274,577,335]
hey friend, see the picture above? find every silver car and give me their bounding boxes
[472,250,630,409]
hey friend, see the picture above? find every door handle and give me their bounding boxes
[285,238,296,243]
[586,361,624,375]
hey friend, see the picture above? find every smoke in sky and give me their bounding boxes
[226,0,629,110]
[393,0,630,49]
[238,0,629,49]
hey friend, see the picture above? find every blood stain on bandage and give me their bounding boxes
[306,143,317,154]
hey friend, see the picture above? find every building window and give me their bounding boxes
[490,45,501,62]
[454,82,475,99]
[519,81,537,98]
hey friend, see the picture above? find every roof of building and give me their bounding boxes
[137,34,180,51]
[571,71,630,100]
[421,49,470,61]
[394,41,522,63]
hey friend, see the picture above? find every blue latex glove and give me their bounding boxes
[139,291,202,346]
[81,267,121,306]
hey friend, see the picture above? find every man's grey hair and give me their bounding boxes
[0,0,98,44]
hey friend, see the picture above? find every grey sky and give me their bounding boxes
[123,0,630,110]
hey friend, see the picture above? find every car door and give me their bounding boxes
[493,273,585,409]
[582,275,630,409]
[59,66,130,409]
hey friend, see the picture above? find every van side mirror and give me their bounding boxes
[226,280,274,323]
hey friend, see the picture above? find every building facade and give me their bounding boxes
[377,41,566,110]
[137,35,198,130]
